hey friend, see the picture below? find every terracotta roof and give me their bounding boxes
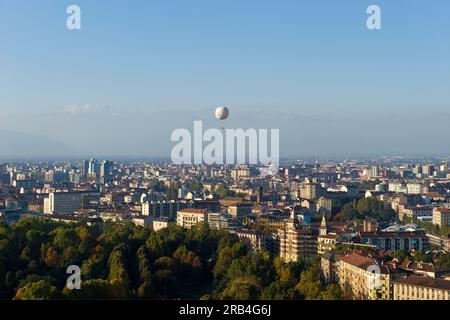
[434,208,450,214]
[338,251,398,274]
[393,275,450,291]
[178,208,207,214]
[399,260,450,273]
[338,252,375,269]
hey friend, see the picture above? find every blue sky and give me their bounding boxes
[0,0,449,158]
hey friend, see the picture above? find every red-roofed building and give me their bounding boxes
[335,251,402,300]
[393,275,450,300]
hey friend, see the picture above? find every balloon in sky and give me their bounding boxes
[215,106,229,120]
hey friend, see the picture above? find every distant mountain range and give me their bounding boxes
[0,129,74,158]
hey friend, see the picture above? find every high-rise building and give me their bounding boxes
[317,197,333,218]
[81,160,90,177]
[370,165,380,178]
[278,212,317,262]
[44,170,54,183]
[88,158,99,175]
[256,186,263,204]
[300,181,323,200]
[100,160,113,182]
[422,165,434,177]
[69,171,80,183]
[413,165,422,176]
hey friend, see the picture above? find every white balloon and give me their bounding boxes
[215,106,229,120]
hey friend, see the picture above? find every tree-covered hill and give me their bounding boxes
[0,218,342,300]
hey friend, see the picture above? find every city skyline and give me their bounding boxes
[1,156,450,301]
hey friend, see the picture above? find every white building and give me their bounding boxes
[153,217,176,231]
[388,182,423,194]
[176,208,207,229]
[407,183,423,195]
[45,191,99,215]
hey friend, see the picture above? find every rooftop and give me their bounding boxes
[393,275,450,291]
[178,208,207,215]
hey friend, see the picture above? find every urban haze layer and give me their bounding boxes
[1,156,450,300]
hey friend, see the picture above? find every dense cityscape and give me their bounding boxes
[1,0,450,310]
[1,157,450,300]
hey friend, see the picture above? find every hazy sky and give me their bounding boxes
[0,0,449,158]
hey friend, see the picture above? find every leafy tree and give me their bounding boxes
[412,251,432,263]
[215,185,236,198]
[165,186,179,201]
[436,254,450,269]
[107,244,130,298]
[392,250,409,262]
[260,281,298,300]
[14,280,61,300]
[213,243,247,289]
[153,269,179,298]
[146,226,186,257]
[218,275,262,300]
[273,257,301,286]
[0,216,352,300]
[44,247,62,267]
[135,246,155,298]
[173,245,203,280]
[319,284,344,300]
[295,265,322,300]
[339,198,395,222]
[53,227,81,249]
[188,182,203,193]
[63,279,116,299]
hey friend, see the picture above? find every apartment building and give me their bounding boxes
[231,167,251,180]
[398,205,433,221]
[207,212,238,231]
[335,251,397,300]
[300,182,323,200]
[317,197,333,218]
[392,275,450,300]
[278,214,317,262]
[142,200,188,218]
[236,229,267,251]
[227,202,252,220]
[44,191,100,215]
[427,234,450,252]
[255,215,288,233]
[152,216,176,231]
[176,208,207,229]
[360,224,429,252]
[388,182,423,194]
[432,208,450,228]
